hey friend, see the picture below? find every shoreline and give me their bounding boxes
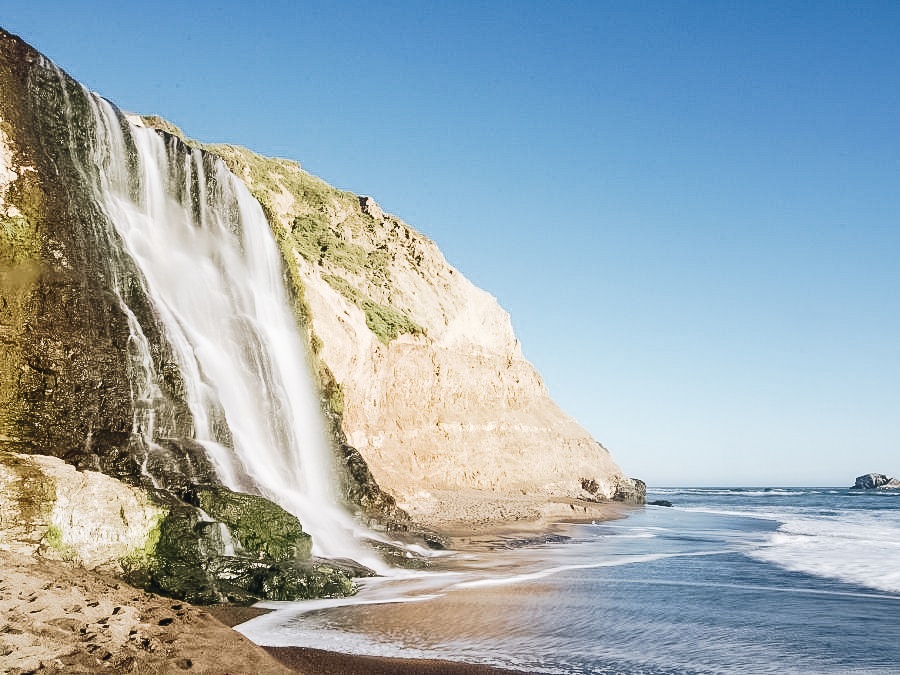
[1,501,635,673]
[437,498,633,539]
[263,646,525,674]
[229,501,637,673]
[208,607,522,673]
[207,609,524,674]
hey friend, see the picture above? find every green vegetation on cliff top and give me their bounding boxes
[138,115,424,345]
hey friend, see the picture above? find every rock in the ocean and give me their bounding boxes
[648,500,673,507]
[851,473,900,490]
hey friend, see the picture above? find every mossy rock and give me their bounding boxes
[195,485,312,562]
[253,561,356,600]
[130,496,358,605]
[134,503,221,604]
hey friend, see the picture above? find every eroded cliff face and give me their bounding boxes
[1,23,639,579]
[0,29,400,520]
[187,144,638,523]
[0,35,134,467]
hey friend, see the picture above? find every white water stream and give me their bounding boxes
[63,81,384,570]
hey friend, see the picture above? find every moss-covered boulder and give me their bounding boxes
[128,486,365,605]
[252,560,356,600]
[195,485,312,562]
[132,502,221,604]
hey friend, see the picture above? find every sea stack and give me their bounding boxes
[851,473,900,490]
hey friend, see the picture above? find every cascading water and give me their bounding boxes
[61,78,385,571]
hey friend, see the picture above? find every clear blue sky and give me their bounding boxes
[5,1,900,486]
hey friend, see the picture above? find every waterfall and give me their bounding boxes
[65,84,384,570]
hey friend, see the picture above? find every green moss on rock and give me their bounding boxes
[120,486,361,605]
[144,504,222,604]
[254,561,355,600]
[43,523,77,562]
[120,513,163,579]
[196,486,312,562]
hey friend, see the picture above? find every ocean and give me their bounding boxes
[237,487,900,673]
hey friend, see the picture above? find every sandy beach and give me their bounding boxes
[263,647,524,674]
[1,501,628,673]
[0,547,528,674]
[0,549,292,674]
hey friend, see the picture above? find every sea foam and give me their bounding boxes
[750,511,900,593]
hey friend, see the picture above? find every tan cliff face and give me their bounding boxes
[1,30,636,531]
[187,142,633,523]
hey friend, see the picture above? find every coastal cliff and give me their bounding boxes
[0,25,640,604]
[179,140,639,523]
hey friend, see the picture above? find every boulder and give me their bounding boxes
[612,477,647,505]
[194,485,312,561]
[648,500,673,507]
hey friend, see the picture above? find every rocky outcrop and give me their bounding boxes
[851,473,900,490]
[0,451,361,604]
[612,477,647,504]
[1,31,134,470]
[0,451,162,566]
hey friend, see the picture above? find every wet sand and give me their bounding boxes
[263,646,526,674]
[208,607,524,674]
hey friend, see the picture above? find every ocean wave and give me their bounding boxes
[749,512,900,593]
[676,506,790,522]
[650,487,821,497]
[451,550,731,589]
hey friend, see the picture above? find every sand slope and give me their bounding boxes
[0,550,293,674]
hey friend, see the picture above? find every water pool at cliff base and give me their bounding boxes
[237,488,900,674]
